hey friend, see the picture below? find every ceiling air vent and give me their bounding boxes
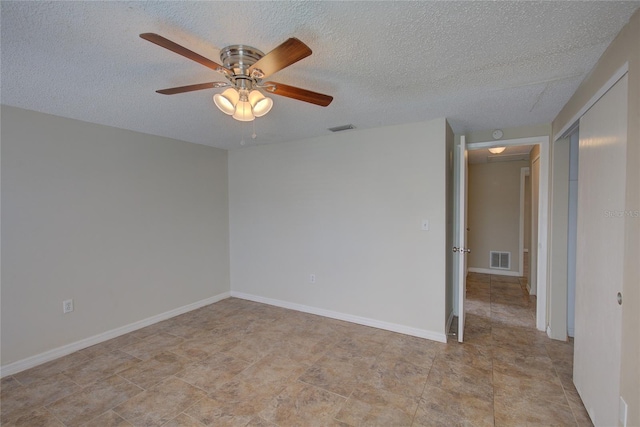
[490,251,511,270]
[328,124,355,132]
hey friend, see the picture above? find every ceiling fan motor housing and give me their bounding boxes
[219,45,265,89]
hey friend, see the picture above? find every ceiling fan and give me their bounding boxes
[140,33,333,121]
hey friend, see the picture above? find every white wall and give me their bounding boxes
[548,138,569,340]
[466,123,551,144]
[567,132,579,337]
[1,106,230,365]
[229,119,448,341]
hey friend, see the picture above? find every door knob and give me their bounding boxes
[453,247,471,253]
[617,292,622,305]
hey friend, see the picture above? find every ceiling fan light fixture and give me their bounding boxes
[213,88,239,115]
[142,34,333,124]
[249,90,273,117]
[488,146,507,154]
[232,100,254,121]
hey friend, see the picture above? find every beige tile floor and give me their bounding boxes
[1,273,593,426]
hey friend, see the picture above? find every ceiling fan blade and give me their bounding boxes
[156,82,224,95]
[249,38,312,79]
[264,81,333,107]
[140,33,224,72]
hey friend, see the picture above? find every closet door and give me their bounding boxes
[574,74,627,426]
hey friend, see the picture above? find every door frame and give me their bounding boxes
[520,167,530,279]
[467,136,550,332]
[454,135,468,342]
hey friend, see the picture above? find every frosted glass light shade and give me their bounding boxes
[232,100,254,121]
[488,146,506,154]
[249,90,273,117]
[213,88,239,115]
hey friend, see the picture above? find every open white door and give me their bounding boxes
[455,135,469,342]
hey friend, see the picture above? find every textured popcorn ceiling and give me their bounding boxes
[1,1,639,149]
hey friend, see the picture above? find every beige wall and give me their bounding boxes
[524,175,531,251]
[467,161,529,274]
[1,106,230,365]
[552,9,640,425]
[529,144,541,294]
[229,119,449,340]
[529,144,541,166]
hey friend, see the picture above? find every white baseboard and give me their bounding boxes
[230,291,447,343]
[468,267,522,277]
[0,292,230,378]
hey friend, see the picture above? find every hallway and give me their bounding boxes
[461,272,592,425]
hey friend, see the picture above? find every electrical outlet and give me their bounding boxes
[309,274,316,284]
[63,299,73,314]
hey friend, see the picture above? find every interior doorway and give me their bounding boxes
[456,135,550,335]
[466,148,535,280]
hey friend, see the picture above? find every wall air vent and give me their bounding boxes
[490,251,511,270]
[328,124,355,132]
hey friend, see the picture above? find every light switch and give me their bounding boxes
[421,219,429,231]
